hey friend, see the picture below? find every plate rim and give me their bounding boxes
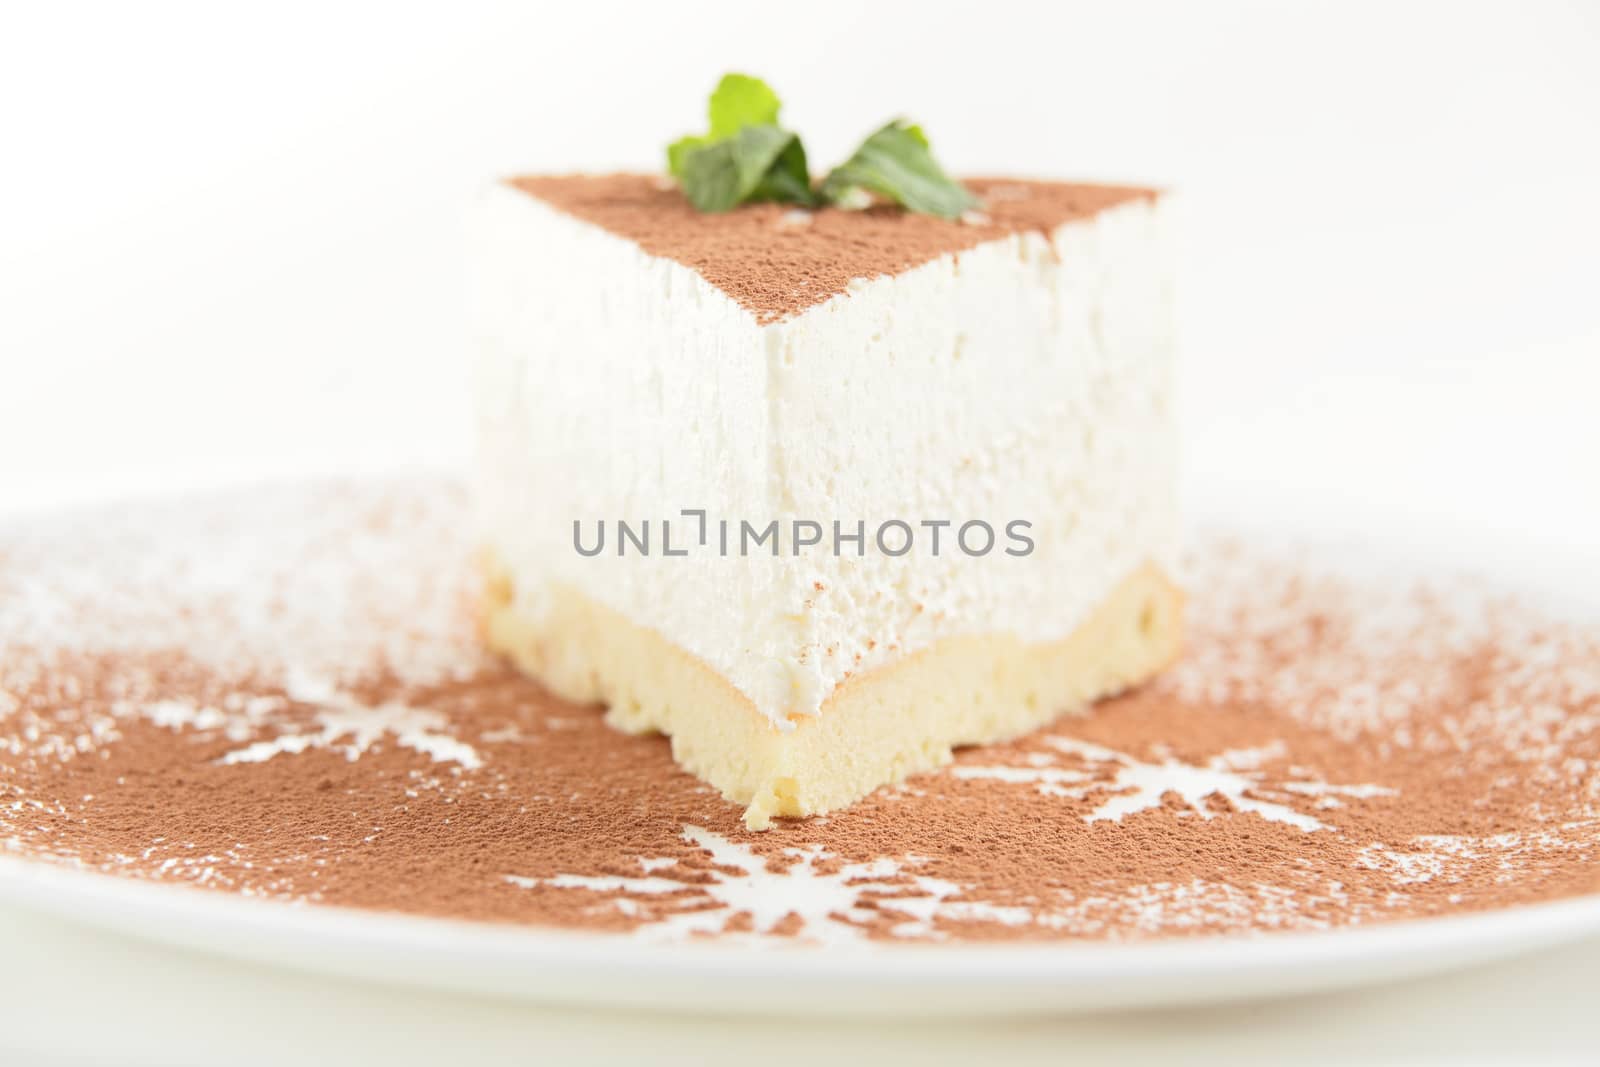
[5,851,1600,1016]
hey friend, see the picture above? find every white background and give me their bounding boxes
[1,1,1598,1063]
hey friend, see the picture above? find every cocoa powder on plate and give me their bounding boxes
[2,482,1597,943]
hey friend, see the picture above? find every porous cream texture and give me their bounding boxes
[470,183,1178,730]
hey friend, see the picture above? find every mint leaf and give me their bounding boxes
[821,120,976,219]
[669,74,813,208]
[681,125,804,213]
[668,76,970,217]
[708,74,781,139]
[666,135,709,180]
[750,135,817,207]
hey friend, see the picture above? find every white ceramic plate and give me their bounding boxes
[4,490,1598,1019]
[2,854,1599,1018]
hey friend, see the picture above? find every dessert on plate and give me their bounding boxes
[470,76,1180,829]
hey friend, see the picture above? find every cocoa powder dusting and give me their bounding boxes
[2,481,1599,945]
[506,175,1155,324]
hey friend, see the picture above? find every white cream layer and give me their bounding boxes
[469,184,1178,731]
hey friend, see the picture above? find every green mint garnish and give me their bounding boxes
[665,73,784,184]
[667,74,815,211]
[707,73,781,138]
[666,74,974,218]
[679,125,809,213]
[819,120,977,220]
[666,135,710,180]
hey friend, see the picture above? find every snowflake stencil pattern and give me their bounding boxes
[505,740,1400,943]
[208,672,482,769]
[507,824,1028,944]
[953,736,1393,831]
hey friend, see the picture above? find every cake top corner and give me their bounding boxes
[505,174,1158,324]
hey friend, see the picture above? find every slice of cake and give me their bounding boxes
[470,173,1180,830]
